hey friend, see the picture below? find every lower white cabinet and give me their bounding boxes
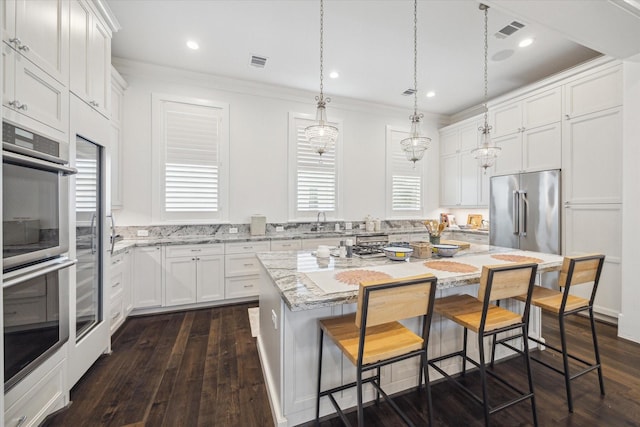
[301,237,342,250]
[270,239,302,251]
[109,248,132,334]
[133,246,163,309]
[224,241,270,299]
[164,244,224,306]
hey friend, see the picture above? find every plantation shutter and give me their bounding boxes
[162,102,220,214]
[75,157,97,212]
[294,116,337,213]
[389,129,422,212]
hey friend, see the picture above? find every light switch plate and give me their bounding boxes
[345,222,352,230]
[276,226,284,232]
[137,229,149,237]
[229,227,238,234]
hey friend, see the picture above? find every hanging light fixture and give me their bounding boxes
[400,0,431,165]
[305,0,338,156]
[472,3,501,172]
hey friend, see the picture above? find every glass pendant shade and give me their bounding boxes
[472,123,501,171]
[305,99,338,155]
[401,114,431,163]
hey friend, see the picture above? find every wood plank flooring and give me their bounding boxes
[46,304,640,426]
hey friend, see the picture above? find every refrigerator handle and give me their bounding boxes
[513,190,520,235]
[519,191,528,237]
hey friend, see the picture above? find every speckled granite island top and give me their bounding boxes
[257,245,563,312]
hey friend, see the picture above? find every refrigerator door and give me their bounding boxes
[518,170,561,254]
[490,174,520,249]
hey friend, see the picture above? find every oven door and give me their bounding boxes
[3,256,75,391]
[2,148,77,270]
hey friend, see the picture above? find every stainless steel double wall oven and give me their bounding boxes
[2,121,77,390]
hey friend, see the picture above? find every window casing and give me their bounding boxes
[152,94,229,223]
[288,112,343,220]
[385,125,424,218]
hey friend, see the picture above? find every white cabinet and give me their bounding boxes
[110,66,127,209]
[564,65,622,119]
[2,0,69,85]
[109,248,132,334]
[69,0,111,117]
[164,244,224,306]
[301,237,342,250]
[439,116,491,207]
[270,239,302,251]
[2,42,68,136]
[225,241,270,299]
[133,246,163,309]
[491,87,562,175]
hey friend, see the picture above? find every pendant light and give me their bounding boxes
[305,0,338,156]
[400,0,431,165]
[472,3,501,172]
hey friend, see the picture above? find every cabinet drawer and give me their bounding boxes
[225,275,260,299]
[225,241,270,254]
[225,254,261,277]
[110,267,125,295]
[4,360,65,427]
[110,293,125,333]
[165,244,224,258]
[4,298,47,328]
[270,240,302,251]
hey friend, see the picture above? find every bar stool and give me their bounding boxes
[429,263,539,427]
[504,254,606,412]
[316,273,437,427]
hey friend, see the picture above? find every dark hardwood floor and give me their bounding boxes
[46,304,640,427]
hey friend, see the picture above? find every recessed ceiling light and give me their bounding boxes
[186,40,199,50]
[426,91,435,98]
[519,38,533,48]
[329,71,339,79]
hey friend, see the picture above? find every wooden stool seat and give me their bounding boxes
[434,294,522,333]
[320,314,423,366]
[514,285,589,314]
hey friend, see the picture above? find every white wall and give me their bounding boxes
[619,54,640,343]
[113,59,442,225]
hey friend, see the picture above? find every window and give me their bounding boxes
[386,125,424,217]
[288,112,342,220]
[152,94,229,223]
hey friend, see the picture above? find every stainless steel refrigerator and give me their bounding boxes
[489,169,561,254]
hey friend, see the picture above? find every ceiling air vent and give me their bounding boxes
[495,21,525,39]
[402,88,416,96]
[250,55,268,68]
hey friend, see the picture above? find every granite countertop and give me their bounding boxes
[256,245,563,312]
[111,227,489,256]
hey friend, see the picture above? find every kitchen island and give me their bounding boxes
[257,245,563,427]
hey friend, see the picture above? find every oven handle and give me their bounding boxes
[3,257,77,289]
[3,149,77,175]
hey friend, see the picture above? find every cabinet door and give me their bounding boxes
[225,275,260,299]
[490,101,521,138]
[197,255,224,302]
[564,204,621,319]
[522,87,561,130]
[562,107,622,204]
[14,0,68,84]
[565,65,622,119]
[492,133,522,176]
[122,249,133,313]
[439,153,460,206]
[69,0,91,100]
[439,130,459,156]
[2,42,15,108]
[2,0,16,43]
[522,122,561,172]
[110,124,122,208]
[133,246,163,308]
[89,17,110,116]
[13,50,68,133]
[459,122,480,152]
[165,257,197,306]
[460,151,479,206]
[478,165,491,207]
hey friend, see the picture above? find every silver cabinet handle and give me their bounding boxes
[111,311,121,320]
[18,43,30,52]
[3,257,77,289]
[90,213,97,255]
[108,214,116,253]
[8,100,21,108]
[513,190,520,235]
[16,415,27,427]
[565,114,571,120]
[519,190,528,237]
[8,37,21,46]
[18,103,28,111]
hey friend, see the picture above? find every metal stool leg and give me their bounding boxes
[357,366,364,427]
[522,325,538,427]
[462,327,469,375]
[559,314,574,412]
[422,351,434,426]
[589,308,606,396]
[478,333,490,427]
[316,328,325,425]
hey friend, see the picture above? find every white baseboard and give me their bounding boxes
[256,335,288,427]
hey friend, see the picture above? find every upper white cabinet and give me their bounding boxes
[110,66,127,209]
[69,0,111,117]
[439,116,491,208]
[2,0,69,85]
[2,42,69,136]
[490,87,562,175]
[564,65,622,119]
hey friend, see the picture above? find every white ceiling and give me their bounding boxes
[105,0,614,116]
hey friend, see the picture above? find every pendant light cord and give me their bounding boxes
[413,0,418,115]
[482,4,489,128]
[318,0,325,102]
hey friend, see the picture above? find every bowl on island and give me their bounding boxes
[432,244,460,257]
[382,246,413,261]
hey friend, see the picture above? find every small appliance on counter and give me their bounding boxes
[250,214,266,236]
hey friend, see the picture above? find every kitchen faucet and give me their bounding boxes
[315,211,326,231]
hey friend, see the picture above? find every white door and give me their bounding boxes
[165,257,196,306]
